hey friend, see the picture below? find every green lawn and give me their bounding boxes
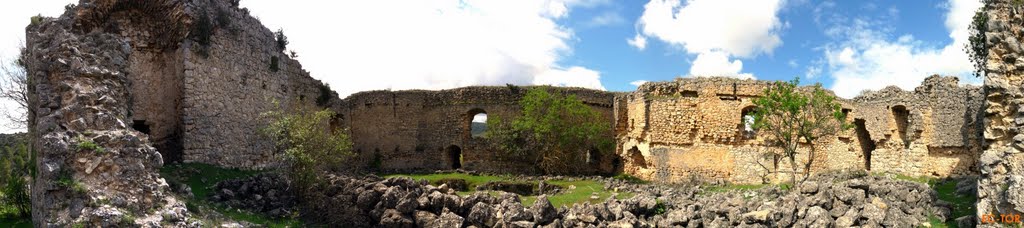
[926,179,978,228]
[387,173,636,208]
[160,163,304,228]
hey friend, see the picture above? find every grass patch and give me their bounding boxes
[160,163,303,227]
[928,179,977,228]
[387,173,634,208]
[0,217,31,228]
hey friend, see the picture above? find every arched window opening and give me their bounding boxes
[892,105,910,147]
[447,145,462,169]
[466,108,487,138]
[471,113,487,138]
[740,106,757,139]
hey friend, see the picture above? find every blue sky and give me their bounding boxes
[555,0,981,96]
[0,0,985,132]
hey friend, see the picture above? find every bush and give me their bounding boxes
[76,137,105,154]
[486,88,613,174]
[315,84,333,107]
[29,14,43,27]
[192,12,213,58]
[261,100,353,194]
[275,29,289,52]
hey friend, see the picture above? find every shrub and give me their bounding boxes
[65,3,76,11]
[192,12,213,58]
[29,14,43,27]
[261,100,353,195]
[76,137,105,153]
[316,83,333,107]
[275,28,289,52]
[487,88,614,174]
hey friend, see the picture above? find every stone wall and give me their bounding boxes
[978,0,1024,222]
[24,0,197,226]
[338,86,618,174]
[617,76,983,184]
[177,0,336,169]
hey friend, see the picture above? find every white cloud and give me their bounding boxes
[585,11,625,28]
[634,0,782,79]
[627,34,647,50]
[635,0,783,58]
[241,0,606,97]
[688,51,754,79]
[629,80,649,87]
[533,66,606,90]
[821,0,983,98]
[472,113,487,123]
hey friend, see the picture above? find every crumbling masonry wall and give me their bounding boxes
[339,87,618,174]
[978,0,1024,221]
[25,0,199,226]
[617,76,983,184]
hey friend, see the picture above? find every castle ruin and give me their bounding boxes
[19,0,1023,226]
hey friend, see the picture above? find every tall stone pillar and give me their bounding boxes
[979,0,1024,226]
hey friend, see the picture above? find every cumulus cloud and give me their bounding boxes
[629,80,649,87]
[820,0,982,98]
[533,66,605,90]
[627,34,647,50]
[633,0,783,79]
[636,0,783,57]
[241,0,606,97]
[688,51,754,79]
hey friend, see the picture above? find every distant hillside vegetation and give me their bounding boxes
[0,133,26,148]
[471,122,487,137]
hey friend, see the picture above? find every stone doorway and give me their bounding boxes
[447,145,462,169]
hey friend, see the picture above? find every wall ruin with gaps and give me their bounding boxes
[616,76,983,184]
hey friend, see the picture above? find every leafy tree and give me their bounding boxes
[751,78,849,187]
[260,100,352,195]
[0,141,32,218]
[487,88,613,174]
[965,3,990,77]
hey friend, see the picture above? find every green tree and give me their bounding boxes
[487,88,613,174]
[261,100,352,195]
[0,142,32,218]
[965,3,990,77]
[752,78,849,187]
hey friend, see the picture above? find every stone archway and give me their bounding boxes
[465,108,487,139]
